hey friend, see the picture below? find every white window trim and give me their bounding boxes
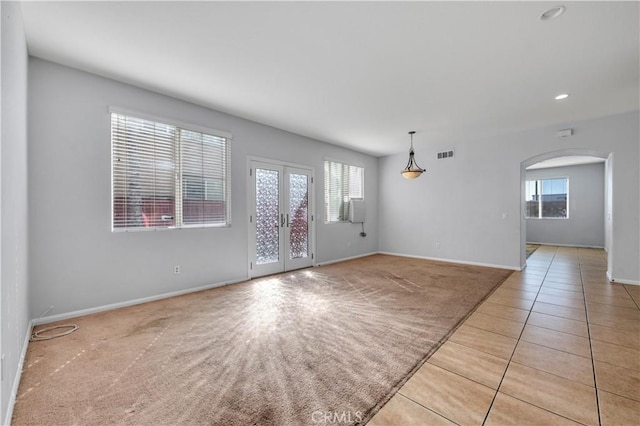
[525,176,569,220]
[324,159,365,224]
[108,106,232,140]
[110,108,232,231]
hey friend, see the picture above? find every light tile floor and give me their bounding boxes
[369,246,640,425]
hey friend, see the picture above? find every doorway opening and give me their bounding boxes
[520,149,612,275]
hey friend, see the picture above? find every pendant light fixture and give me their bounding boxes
[400,131,426,179]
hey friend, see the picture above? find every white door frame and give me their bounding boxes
[247,156,316,279]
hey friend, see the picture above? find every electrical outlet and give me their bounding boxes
[173,265,181,275]
[435,241,441,249]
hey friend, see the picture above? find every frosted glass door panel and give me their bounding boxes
[249,161,313,278]
[284,167,313,271]
[289,173,309,260]
[256,168,280,265]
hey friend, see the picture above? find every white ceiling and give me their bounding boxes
[20,1,639,157]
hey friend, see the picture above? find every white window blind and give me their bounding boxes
[111,112,230,231]
[324,160,364,222]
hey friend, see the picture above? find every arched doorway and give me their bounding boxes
[520,149,612,274]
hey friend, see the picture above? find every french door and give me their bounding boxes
[249,160,314,278]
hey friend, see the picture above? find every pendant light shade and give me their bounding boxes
[401,131,426,179]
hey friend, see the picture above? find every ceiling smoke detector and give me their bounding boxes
[539,6,566,21]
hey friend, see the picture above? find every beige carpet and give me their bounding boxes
[13,255,511,425]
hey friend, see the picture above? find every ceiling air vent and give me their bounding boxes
[437,150,454,160]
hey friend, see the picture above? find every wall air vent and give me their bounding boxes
[437,150,454,159]
[556,128,573,138]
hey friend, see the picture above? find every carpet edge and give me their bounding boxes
[359,269,514,425]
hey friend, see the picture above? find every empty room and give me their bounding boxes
[1,1,639,425]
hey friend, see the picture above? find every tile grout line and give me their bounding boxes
[508,339,591,361]
[528,303,587,322]
[491,393,594,426]
[462,322,523,340]
[578,248,602,426]
[480,247,557,425]
[621,282,640,311]
[519,321,585,338]
[506,358,594,388]
[393,392,461,425]
[470,309,528,325]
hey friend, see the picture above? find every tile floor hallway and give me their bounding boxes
[369,245,640,425]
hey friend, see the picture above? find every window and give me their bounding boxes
[324,160,363,222]
[526,178,568,218]
[111,112,230,231]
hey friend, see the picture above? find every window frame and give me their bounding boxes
[110,107,232,232]
[525,176,569,220]
[323,159,364,224]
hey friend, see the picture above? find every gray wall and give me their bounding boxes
[378,112,639,283]
[28,58,378,319]
[1,2,30,423]
[526,163,605,247]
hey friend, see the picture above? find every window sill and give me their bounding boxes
[526,217,569,220]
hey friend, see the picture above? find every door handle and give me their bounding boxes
[286,213,290,227]
[281,213,285,227]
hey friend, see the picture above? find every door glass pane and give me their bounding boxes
[256,169,280,265]
[289,173,309,259]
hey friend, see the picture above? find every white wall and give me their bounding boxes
[1,2,30,423]
[526,162,605,247]
[378,112,639,283]
[28,58,378,318]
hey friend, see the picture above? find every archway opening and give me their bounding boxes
[520,149,612,275]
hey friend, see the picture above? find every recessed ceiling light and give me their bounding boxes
[539,6,566,21]
[555,93,570,100]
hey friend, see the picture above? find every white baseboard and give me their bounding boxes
[33,276,248,326]
[378,251,520,271]
[527,242,604,249]
[4,319,33,426]
[606,270,639,285]
[315,252,378,267]
[38,254,390,326]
